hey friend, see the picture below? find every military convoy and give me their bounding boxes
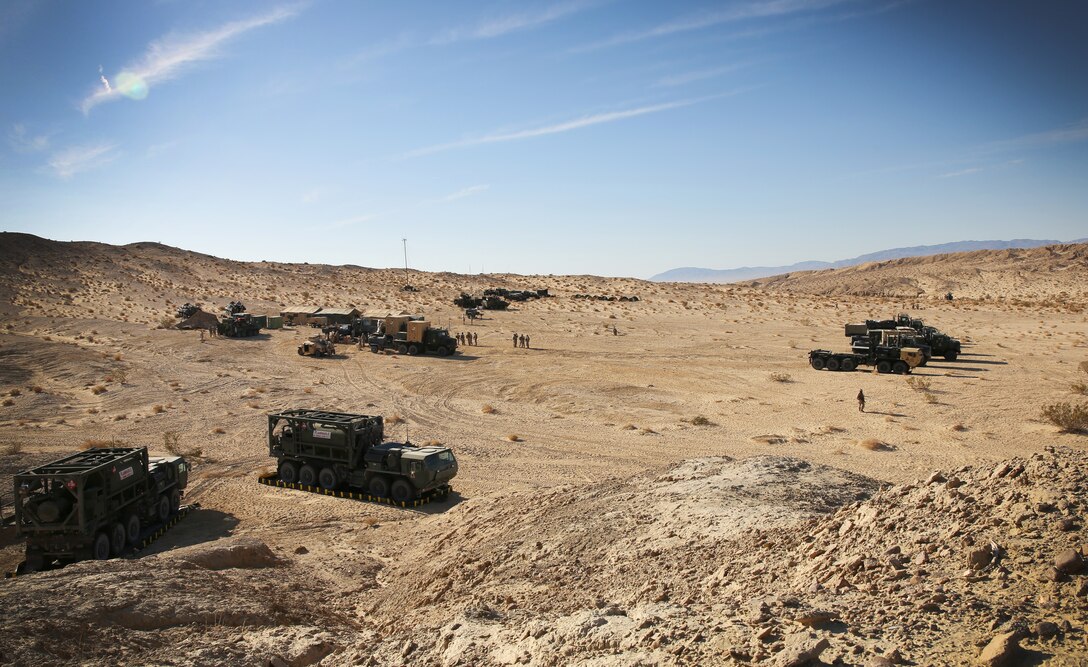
[12,447,189,571]
[862,313,962,361]
[845,324,932,365]
[811,311,963,374]
[267,409,457,502]
[368,316,458,356]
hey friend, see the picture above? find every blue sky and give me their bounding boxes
[1,0,1086,278]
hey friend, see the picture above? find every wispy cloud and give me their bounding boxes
[47,142,119,178]
[8,123,50,152]
[433,184,490,203]
[431,1,596,44]
[403,91,750,158]
[938,159,1023,179]
[653,61,753,87]
[81,5,301,113]
[938,166,983,179]
[572,0,850,52]
[981,118,1088,153]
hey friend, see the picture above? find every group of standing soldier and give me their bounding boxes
[512,333,531,348]
[457,332,477,346]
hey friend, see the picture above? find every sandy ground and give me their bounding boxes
[0,235,1086,665]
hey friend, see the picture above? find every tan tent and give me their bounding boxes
[176,309,219,330]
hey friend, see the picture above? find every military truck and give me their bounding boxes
[810,330,924,374]
[369,317,458,356]
[218,312,263,337]
[225,300,247,315]
[13,447,189,571]
[845,324,932,365]
[349,316,383,342]
[176,302,199,319]
[865,314,961,361]
[267,409,457,502]
[454,293,483,308]
[482,295,509,310]
[298,337,335,357]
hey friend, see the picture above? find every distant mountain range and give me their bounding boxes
[650,239,1088,283]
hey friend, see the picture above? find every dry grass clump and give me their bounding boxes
[1071,381,1088,396]
[621,423,637,430]
[246,401,261,409]
[858,438,889,451]
[1080,360,1088,375]
[689,415,714,426]
[303,387,313,394]
[1,442,24,455]
[481,404,497,414]
[639,427,657,435]
[951,423,968,432]
[90,384,107,395]
[423,439,443,447]
[363,517,380,528]
[152,404,166,414]
[8,388,21,397]
[113,353,123,361]
[769,372,792,383]
[113,414,127,421]
[505,434,521,442]
[387,413,404,426]
[30,385,44,394]
[1041,402,1088,433]
[922,392,939,404]
[905,376,931,392]
[211,426,226,434]
[1,398,13,407]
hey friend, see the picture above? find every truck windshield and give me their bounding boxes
[425,451,454,468]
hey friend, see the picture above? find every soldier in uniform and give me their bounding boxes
[524,334,530,349]
[513,332,518,348]
[857,389,866,413]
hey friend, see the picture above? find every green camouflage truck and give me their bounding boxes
[13,447,189,571]
[268,409,457,502]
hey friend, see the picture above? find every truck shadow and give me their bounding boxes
[925,364,989,373]
[135,508,240,557]
[413,490,466,515]
[952,358,1007,365]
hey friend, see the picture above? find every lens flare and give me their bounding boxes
[115,71,149,100]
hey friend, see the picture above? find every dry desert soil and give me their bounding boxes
[0,233,1087,666]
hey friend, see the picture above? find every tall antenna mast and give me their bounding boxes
[402,238,409,288]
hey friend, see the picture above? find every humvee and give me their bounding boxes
[298,337,335,357]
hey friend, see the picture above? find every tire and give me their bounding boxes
[893,361,908,375]
[170,489,182,514]
[157,495,170,524]
[24,550,44,573]
[396,344,408,355]
[126,514,141,546]
[841,358,857,372]
[810,357,826,370]
[110,523,127,556]
[93,532,111,560]
[298,347,304,355]
[368,476,389,498]
[279,461,299,484]
[826,358,841,371]
[407,344,419,355]
[318,467,338,490]
[877,360,892,374]
[390,479,414,503]
[299,464,317,486]
[437,346,449,357]
[944,352,958,361]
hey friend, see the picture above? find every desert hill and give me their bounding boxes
[746,242,1088,303]
[0,233,1087,665]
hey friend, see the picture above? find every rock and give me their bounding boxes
[793,609,838,627]
[294,545,309,555]
[267,658,289,667]
[1057,517,1077,531]
[927,472,946,484]
[968,546,994,570]
[1032,621,1059,638]
[976,631,1023,666]
[172,537,284,570]
[1055,548,1083,574]
[776,636,830,667]
[866,657,895,667]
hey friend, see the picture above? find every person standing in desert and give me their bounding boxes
[857,389,866,413]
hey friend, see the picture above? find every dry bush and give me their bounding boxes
[905,376,931,392]
[1071,381,1088,395]
[30,385,44,393]
[1,398,13,407]
[387,413,404,426]
[819,425,845,434]
[1080,360,1088,375]
[769,372,792,383]
[158,317,176,329]
[639,427,657,435]
[363,517,380,528]
[505,434,521,442]
[481,404,497,414]
[621,423,637,430]
[152,404,166,414]
[951,423,968,432]
[113,414,126,421]
[8,388,21,397]
[689,415,713,426]
[246,401,261,409]
[1041,402,1088,433]
[922,392,938,404]
[0,442,23,455]
[303,387,313,394]
[211,427,226,434]
[113,353,123,361]
[858,438,889,451]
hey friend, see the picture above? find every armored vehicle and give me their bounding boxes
[298,337,335,357]
[465,307,481,320]
[218,312,263,337]
[225,300,246,315]
[13,447,189,571]
[369,317,458,356]
[176,302,199,319]
[268,409,457,502]
[865,314,961,361]
[454,293,483,308]
[350,316,383,341]
[810,330,924,374]
[845,325,932,365]
[481,295,509,310]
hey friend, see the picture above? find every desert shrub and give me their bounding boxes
[1080,360,1088,375]
[858,438,888,451]
[1,398,13,407]
[621,423,637,430]
[30,385,44,393]
[505,434,521,442]
[246,401,260,409]
[152,404,165,414]
[769,373,792,383]
[211,427,225,434]
[158,317,176,329]
[1071,381,1088,395]
[386,413,404,426]
[90,384,107,395]
[481,404,496,414]
[1,442,24,455]
[906,376,931,392]
[922,392,938,404]
[8,388,21,397]
[1041,402,1088,433]
[690,415,713,426]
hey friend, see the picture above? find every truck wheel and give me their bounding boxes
[826,358,841,371]
[944,352,958,361]
[126,514,141,546]
[437,346,449,357]
[93,532,111,560]
[299,465,317,486]
[810,357,825,370]
[391,479,414,503]
[298,347,304,355]
[877,360,892,374]
[407,344,419,355]
[841,358,857,372]
[279,461,299,484]
[24,550,44,573]
[368,476,389,498]
[318,467,338,490]
[170,489,182,514]
[893,361,908,374]
[110,522,127,556]
[396,344,408,355]
[157,495,170,524]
